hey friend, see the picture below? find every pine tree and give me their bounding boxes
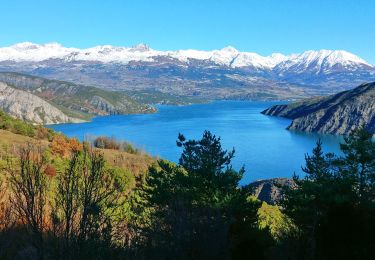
[340,128,375,201]
[177,130,243,205]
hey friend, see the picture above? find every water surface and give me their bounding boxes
[49,101,343,184]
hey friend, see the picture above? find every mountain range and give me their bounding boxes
[1,42,374,100]
[0,42,371,70]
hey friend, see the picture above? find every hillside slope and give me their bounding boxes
[0,109,154,175]
[261,82,375,135]
[0,82,81,124]
[0,72,155,123]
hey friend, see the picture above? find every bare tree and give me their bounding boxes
[53,144,124,257]
[7,142,49,258]
[54,150,81,249]
[0,172,14,231]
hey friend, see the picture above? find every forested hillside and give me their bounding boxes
[0,72,155,124]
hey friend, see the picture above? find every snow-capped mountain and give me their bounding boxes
[0,42,78,62]
[274,50,373,75]
[1,42,372,72]
[0,42,374,101]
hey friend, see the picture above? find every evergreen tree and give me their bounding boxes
[177,130,243,205]
[145,131,266,258]
[283,129,375,259]
[339,128,375,202]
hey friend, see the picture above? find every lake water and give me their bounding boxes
[49,101,343,184]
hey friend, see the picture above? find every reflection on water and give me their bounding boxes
[289,130,344,153]
[49,101,343,184]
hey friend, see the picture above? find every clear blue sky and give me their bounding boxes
[1,0,374,63]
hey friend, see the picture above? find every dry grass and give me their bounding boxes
[0,130,49,159]
[0,129,45,146]
[101,148,155,176]
[0,129,155,175]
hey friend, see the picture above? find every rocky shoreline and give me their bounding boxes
[262,82,375,135]
[247,178,296,205]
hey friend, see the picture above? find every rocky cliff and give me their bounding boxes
[0,82,82,124]
[262,82,375,135]
[247,178,296,205]
[0,72,155,124]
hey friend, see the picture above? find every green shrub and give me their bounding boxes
[0,109,56,139]
[121,142,138,154]
[93,136,139,154]
[12,121,35,137]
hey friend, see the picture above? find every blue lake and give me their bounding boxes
[49,101,343,184]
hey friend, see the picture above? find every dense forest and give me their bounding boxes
[0,122,374,259]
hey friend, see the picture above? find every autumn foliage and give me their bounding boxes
[50,135,82,157]
[93,136,120,150]
[44,164,57,178]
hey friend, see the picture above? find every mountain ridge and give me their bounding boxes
[1,42,375,101]
[0,72,155,124]
[0,42,372,70]
[261,82,375,135]
[0,81,80,124]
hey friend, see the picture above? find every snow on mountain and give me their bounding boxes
[208,46,239,65]
[0,42,79,62]
[166,46,241,65]
[323,50,371,68]
[275,50,372,74]
[0,42,372,72]
[167,49,213,62]
[232,52,288,69]
[65,45,162,63]
[268,53,290,66]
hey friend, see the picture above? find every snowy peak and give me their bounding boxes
[2,42,78,62]
[0,42,372,73]
[232,52,289,69]
[323,50,371,67]
[11,42,39,50]
[210,46,239,65]
[131,43,150,52]
[275,50,372,74]
[167,49,213,62]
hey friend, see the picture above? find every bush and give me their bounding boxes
[44,164,57,178]
[93,136,139,154]
[36,127,55,141]
[12,121,35,137]
[0,109,48,138]
[93,136,120,150]
[50,135,82,157]
[121,142,138,154]
[0,119,12,131]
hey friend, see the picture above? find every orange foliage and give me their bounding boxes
[69,138,82,153]
[50,135,82,157]
[44,164,57,178]
[51,135,67,157]
[36,127,50,140]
